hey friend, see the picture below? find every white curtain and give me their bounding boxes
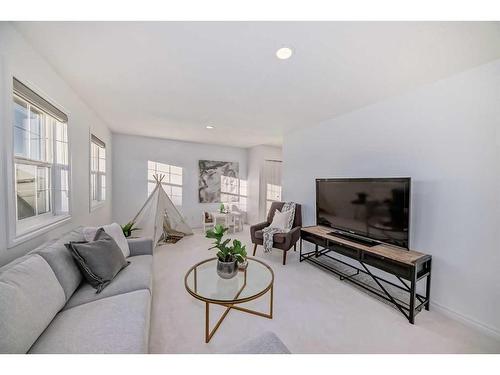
[260,160,282,220]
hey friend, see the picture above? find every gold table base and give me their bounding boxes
[185,258,275,344]
[204,284,273,343]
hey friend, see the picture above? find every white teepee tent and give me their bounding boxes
[132,175,193,245]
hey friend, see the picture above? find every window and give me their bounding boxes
[13,78,70,236]
[148,161,183,206]
[266,183,282,214]
[238,179,248,212]
[90,135,106,209]
[220,175,240,203]
[220,176,247,211]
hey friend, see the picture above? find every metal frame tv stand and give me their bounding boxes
[300,225,432,324]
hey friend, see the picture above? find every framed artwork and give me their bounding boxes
[198,160,239,203]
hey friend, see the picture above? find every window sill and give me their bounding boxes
[9,214,72,249]
[90,201,106,212]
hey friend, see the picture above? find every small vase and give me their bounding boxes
[238,259,248,271]
[217,259,238,279]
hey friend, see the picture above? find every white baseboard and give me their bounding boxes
[431,300,500,341]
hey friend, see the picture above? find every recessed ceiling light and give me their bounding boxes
[206,125,215,129]
[276,47,293,60]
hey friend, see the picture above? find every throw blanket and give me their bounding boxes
[262,202,296,253]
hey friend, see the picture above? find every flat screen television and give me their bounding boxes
[316,178,410,248]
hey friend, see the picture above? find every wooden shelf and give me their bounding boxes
[300,225,432,324]
[301,225,428,265]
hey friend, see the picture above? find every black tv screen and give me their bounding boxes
[316,178,410,248]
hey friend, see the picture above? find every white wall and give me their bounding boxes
[112,133,248,228]
[247,145,282,224]
[0,23,113,265]
[283,60,500,335]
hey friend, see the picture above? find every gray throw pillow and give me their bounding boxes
[65,228,129,293]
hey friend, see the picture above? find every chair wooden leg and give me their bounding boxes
[283,250,287,265]
[253,243,257,256]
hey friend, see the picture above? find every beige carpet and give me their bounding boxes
[149,226,500,353]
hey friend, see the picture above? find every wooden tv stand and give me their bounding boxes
[300,225,432,324]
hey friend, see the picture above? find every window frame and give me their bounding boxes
[220,176,248,212]
[266,183,283,215]
[6,77,72,247]
[14,157,52,221]
[89,134,106,211]
[147,161,183,207]
[220,175,240,204]
[237,179,248,212]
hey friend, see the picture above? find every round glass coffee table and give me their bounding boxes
[184,257,274,343]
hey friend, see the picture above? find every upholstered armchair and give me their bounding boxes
[250,202,302,265]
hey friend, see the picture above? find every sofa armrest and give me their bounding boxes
[127,237,153,257]
[280,226,301,250]
[250,221,269,240]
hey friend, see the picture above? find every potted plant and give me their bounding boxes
[121,221,139,238]
[206,224,247,279]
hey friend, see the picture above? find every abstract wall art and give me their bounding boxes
[198,160,239,203]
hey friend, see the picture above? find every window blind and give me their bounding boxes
[91,134,106,148]
[13,77,68,123]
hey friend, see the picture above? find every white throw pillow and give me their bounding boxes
[269,209,293,231]
[83,223,130,258]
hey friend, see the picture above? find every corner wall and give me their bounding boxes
[0,23,113,265]
[283,60,500,335]
[246,145,282,224]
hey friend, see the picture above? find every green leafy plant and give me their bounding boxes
[121,221,139,238]
[206,224,247,263]
[219,203,225,213]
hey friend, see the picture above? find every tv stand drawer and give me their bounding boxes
[301,232,326,248]
[328,242,359,260]
[361,253,411,280]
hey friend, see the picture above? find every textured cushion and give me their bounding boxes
[31,239,82,301]
[83,223,130,258]
[0,253,32,273]
[29,289,151,354]
[231,331,291,354]
[64,254,152,310]
[67,228,129,293]
[0,255,66,353]
[270,209,293,230]
[0,239,56,271]
[58,227,86,244]
[254,230,286,244]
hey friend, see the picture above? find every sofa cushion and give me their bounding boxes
[0,255,66,353]
[31,241,81,302]
[26,228,85,301]
[29,289,151,354]
[0,239,56,271]
[254,230,287,244]
[67,228,129,293]
[64,254,153,310]
[83,223,130,258]
[58,227,86,243]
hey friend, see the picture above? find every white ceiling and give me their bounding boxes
[13,21,500,147]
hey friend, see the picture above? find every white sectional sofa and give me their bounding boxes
[0,228,153,354]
